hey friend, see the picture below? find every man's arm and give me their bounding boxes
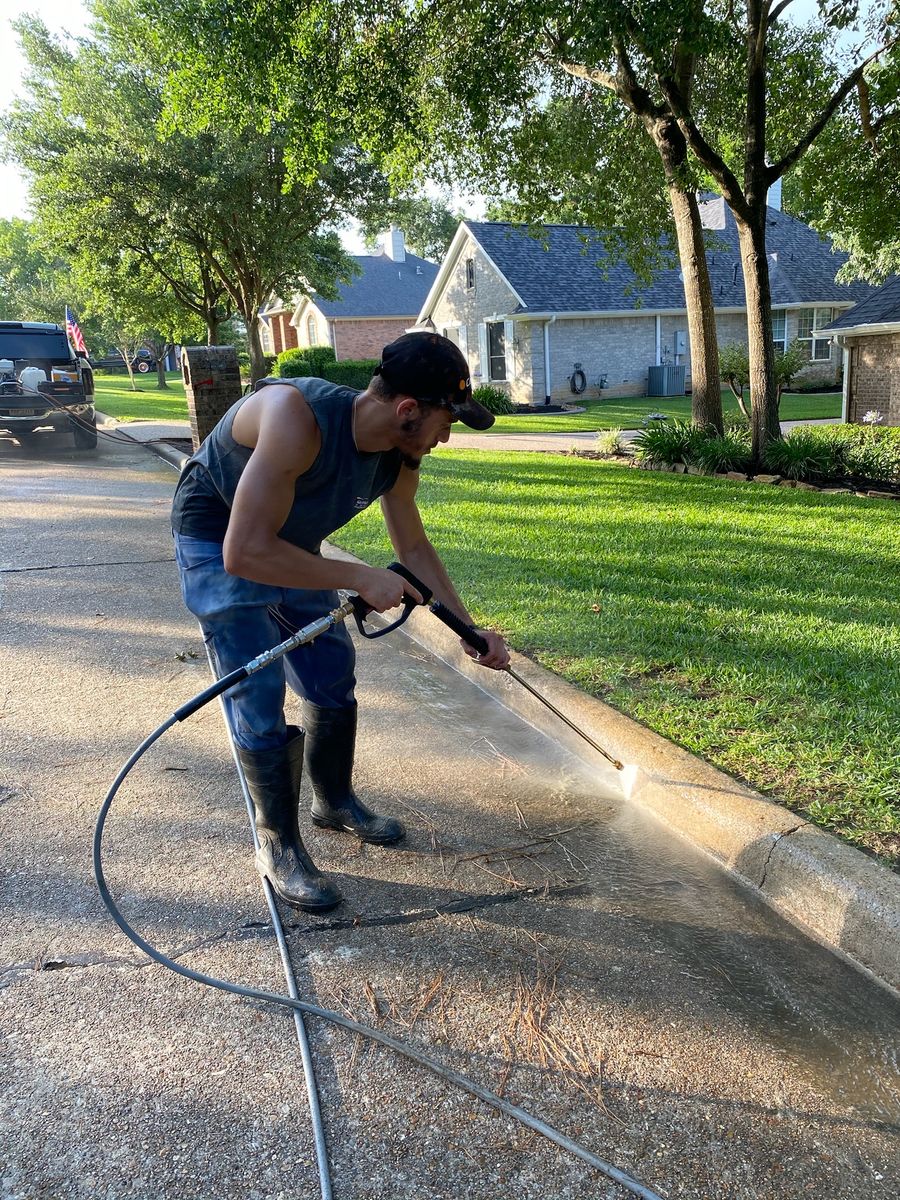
[223,386,421,612]
[381,466,509,670]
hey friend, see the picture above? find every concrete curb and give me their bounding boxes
[144,440,900,991]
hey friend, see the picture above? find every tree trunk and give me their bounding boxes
[245,308,267,385]
[206,316,220,345]
[156,347,171,390]
[668,185,723,432]
[736,213,780,461]
[650,116,723,433]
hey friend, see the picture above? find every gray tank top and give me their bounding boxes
[171,377,403,551]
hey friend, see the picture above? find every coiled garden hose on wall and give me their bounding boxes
[93,568,656,1200]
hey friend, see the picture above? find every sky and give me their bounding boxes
[0,0,875,238]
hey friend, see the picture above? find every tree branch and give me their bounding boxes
[768,0,796,25]
[656,73,750,218]
[554,56,619,94]
[768,42,894,181]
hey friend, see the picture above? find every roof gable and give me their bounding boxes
[307,252,439,319]
[460,209,874,315]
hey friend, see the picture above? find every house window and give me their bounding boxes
[487,321,506,381]
[796,307,834,361]
[307,315,317,345]
[465,257,475,290]
[771,311,786,352]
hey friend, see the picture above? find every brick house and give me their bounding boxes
[260,228,439,361]
[417,200,874,403]
[824,275,900,427]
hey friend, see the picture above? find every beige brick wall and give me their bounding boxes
[678,309,844,387]
[332,318,412,361]
[846,332,900,426]
[431,235,523,393]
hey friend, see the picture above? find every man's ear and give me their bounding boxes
[395,396,420,420]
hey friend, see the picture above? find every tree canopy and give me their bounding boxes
[5,1,390,380]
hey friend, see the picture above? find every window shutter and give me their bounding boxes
[504,319,515,380]
[458,325,469,362]
[477,323,489,380]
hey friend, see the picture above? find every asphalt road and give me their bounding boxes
[1,426,898,1200]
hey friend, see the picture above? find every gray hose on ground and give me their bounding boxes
[203,642,332,1200]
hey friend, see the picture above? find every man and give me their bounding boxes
[172,332,510,913]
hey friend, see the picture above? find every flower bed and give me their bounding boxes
[630,420,900,497]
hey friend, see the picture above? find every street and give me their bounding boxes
[1,429,898,1200]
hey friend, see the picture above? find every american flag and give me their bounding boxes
[65,306,87,355]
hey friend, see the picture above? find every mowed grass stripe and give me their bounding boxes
[333,450,900,864]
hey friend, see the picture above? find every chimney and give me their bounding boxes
[384,224,406,263]
[768,178,782,210]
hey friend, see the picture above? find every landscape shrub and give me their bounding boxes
[595,427,624,457]
[274,344,336,377]
[691,428,753,474]
[632,418,703,466]
[472,384,515,415]
[321,359,379,390]
[762,428,840,479]
[821,424,900,483]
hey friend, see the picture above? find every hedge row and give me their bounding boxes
[271,345,378,391]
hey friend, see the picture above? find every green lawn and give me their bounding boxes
[93,372,189,421]
[484,391,841,434]
[332,450,900,865]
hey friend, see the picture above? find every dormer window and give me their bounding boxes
[465,257,475,290]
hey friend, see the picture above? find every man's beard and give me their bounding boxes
[398,414,424,469]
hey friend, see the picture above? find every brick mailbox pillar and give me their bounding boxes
[181,346,243,451]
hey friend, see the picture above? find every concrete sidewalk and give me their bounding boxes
[2,430,898,1200]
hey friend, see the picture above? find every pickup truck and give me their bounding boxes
[0,321,97,449]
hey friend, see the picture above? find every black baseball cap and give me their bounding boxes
[374,332,495,430]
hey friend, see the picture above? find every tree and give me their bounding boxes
[643,0,897,458]
[6,4,382,382]
[786,48,900,281]
[720,338,809,417]
[0,218,93,332]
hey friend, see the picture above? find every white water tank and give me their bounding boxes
[19,366,48,393]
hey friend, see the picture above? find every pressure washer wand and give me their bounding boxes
[426,599,624,772]
[171,599,356,723]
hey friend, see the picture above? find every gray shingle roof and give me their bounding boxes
[822,275,900,331]
[312,252,438,318]
[467,203,874,314]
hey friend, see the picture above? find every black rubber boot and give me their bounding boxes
[303,702,405,845]
[237,726,342,912]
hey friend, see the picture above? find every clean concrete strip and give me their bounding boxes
[146,438,900,990]
[325,541,900,993]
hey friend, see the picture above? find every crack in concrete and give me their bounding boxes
[285,880,590,936]
[758,823,808,889]
[0,557,175,575]
[0,921,273,991]
[0,884,587,992]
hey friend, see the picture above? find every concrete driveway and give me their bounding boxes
[1,427,898,1200]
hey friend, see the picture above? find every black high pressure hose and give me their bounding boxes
[93,582,659,1200]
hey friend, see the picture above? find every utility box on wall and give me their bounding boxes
[181,346,242,451]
